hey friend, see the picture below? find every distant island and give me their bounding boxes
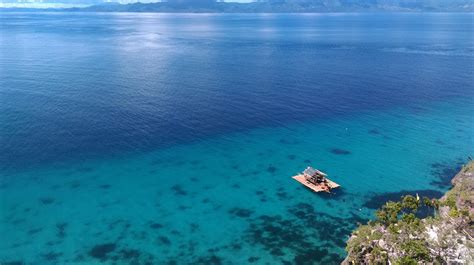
[343,161,473,264]
[1,0,473,12]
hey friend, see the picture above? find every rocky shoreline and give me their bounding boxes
[343,161,473,264]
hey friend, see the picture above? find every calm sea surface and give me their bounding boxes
[1,12,473,264]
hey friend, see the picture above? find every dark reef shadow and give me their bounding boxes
[328,148,351,155]
[430,159,466,188]
[363,189,444,210]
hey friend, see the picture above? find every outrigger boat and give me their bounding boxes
[292,166,340,193]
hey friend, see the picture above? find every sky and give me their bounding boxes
[0,0,255,8]
[101,0,255,2]
[108,0,251,2]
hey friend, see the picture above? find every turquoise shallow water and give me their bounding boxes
[1,98,473,264]
[1,12,473,264]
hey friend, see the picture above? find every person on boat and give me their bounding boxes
[321,184,330,192]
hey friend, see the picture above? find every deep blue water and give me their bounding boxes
[0,12,473,264]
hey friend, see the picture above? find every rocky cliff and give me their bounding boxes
[343,161,473,264]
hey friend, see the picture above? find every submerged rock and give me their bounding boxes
[229,207,254,218]
[89,243,117,260]
[267,166,277,174]
[329,148,351,155]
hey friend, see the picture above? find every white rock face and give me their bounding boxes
[426,226,438,241]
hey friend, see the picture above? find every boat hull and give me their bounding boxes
[292,174,340,193]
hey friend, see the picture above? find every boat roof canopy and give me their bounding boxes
[303,167,327,177]
[304,167,317,176]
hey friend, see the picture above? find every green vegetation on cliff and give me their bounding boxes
[344,161,474,264]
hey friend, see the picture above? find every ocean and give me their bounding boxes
[0,12,473,264]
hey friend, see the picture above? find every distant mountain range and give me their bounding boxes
[1,0,473,12]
